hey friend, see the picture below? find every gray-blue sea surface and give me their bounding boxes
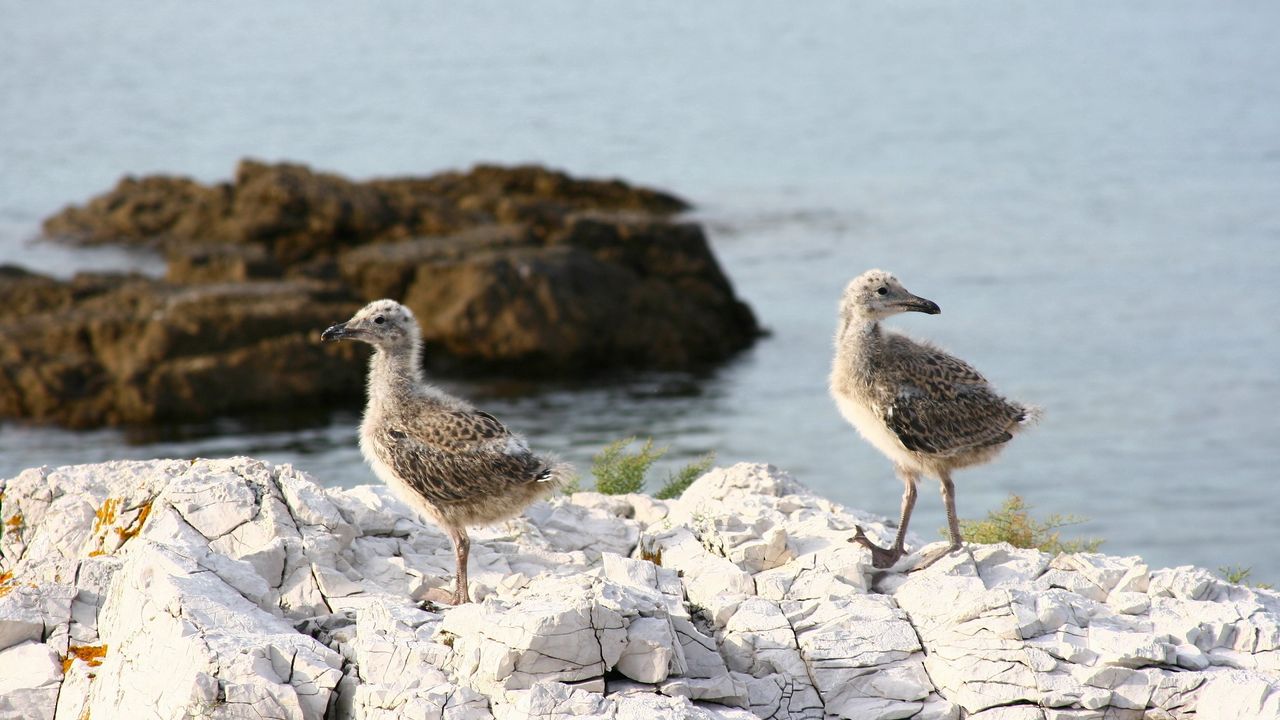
[2,2,1277,582]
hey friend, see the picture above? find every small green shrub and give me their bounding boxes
[656,452,716,500]
[954,494,1103,555]
[589,437,715,497]
[592,437,666,495]
[1218,566,1274,590]
[1219,565,1252,584]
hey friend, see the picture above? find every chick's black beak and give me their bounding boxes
[321,322,350,342]
[904,295,941,315]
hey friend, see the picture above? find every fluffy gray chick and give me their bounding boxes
[323,299,571,604]
[830,270,1038,570]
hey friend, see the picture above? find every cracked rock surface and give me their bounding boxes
[2,458,1278,719]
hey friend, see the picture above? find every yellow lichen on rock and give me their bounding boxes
[88,498,151,556]
[62,644,108,673]
[91,497,119,536]
[116,502,152,544]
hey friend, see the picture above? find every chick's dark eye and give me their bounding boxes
[876,287,888,296]
[374,315,386,325]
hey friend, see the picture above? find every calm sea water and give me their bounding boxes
[2,2,1277,582]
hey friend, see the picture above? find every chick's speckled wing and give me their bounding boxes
[404,409,509,452]
[378,405,551,506]
[875,336,1026,456]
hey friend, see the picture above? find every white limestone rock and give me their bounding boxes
[785,593,936,719]
[1196,669,1280,719]
[0,581,73,652]
[345,595,492,719]
[611,691,756,720]
[637,525,755,619]
[1088,616,1175,668]
[521,500,641,558]
[568,491,635,519]
[972,543,1053,589]
[617,616,681,683]
[437,571,696,698]
[86,540,345,719]
[0,462,183,617]
[895,538,1280,719]
[628,494,671,526]
[4,458,1280,719]
[437,584,616,695]
[677,463,809,505]
[496,681,611,720]
[716,596,825,719]
[0,641,63,720]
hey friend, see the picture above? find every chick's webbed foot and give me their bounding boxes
[420,584,470,605]
[849,525,905,569]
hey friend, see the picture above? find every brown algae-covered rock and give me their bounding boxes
[42,160,689,265]
[18,161,757,427]
[0,274,362,427]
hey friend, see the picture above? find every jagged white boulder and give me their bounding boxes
[2,458,1279,719]
[437,577,629,695]
[0,640,63,720]
[90,540,345,718]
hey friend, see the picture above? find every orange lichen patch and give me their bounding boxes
[5,512,22,530]
[640,547,663,566]
[92,497,120,536]
[0,570,13,599]
[88,497,119,556]
[61,644,108,673]
[87,498,151,556]
[115,502,152,544]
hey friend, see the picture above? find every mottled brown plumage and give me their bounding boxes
[870,333,1028,458]
[322,299,570,604]
[830,270,1038,569]
[367,406,557,520]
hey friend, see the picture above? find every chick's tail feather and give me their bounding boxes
[536,457,576,489]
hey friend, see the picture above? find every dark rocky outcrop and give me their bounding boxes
[0,271,363,427]
[8,161,758,428]
[43,160,689,265]
[338,215,758,374]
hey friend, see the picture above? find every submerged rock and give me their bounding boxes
[5,459,1276,719]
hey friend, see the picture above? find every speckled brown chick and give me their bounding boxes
[830,270,1039,570]
[322,299,571,604]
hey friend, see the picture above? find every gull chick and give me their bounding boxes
[830,270,1038,569]
[322,299,570,604]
